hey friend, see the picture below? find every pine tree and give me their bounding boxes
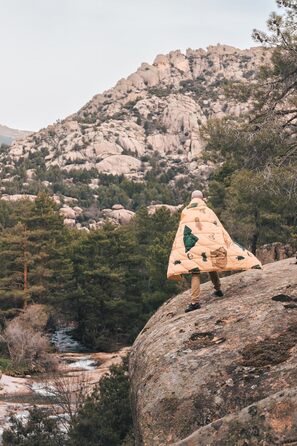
[0,194,73,310]
[69,360,132,446]
[0,222,31,308]
[23,193,73,304]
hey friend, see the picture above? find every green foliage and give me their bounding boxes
[216,169,294,253]
[69,359,133,446]
[0,356,12,371]
[0,151,191,210]
[148,86,172,97]
[203,1,297,253]
[2,407,67,446]
[0,194,183,349]
[179,79,206,98]
[202,118,287,171]
[3,359,133,446]
[83,164,191,211]
[70,208,182,350]
[0,194,73,310]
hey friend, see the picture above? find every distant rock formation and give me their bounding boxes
[129,258,297,445]
[0,194,182,229]
[0,124,31,145]
[1,45,270,186]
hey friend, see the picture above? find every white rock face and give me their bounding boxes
[147,204,183,215]
[101,207,135,225]
[73,206,83,216]
[190,136,205,159]
[59,207,76,219]
[1,45,271,186]
[117,136,145,156]
[147,134,180,155]
[26,169,36,180]
[110,209,135,224]
[0,194,37,202]
[63,196,78,204]
[85,138,122,159]
[96,155,141,175]
[63,218,76,227]
[162,95,200,133]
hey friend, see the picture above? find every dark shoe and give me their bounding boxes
[185,303,201,313]
[213,290,224,297]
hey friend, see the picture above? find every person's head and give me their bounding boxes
[191,190,204,200]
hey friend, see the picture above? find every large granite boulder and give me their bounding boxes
[147,203,183,215]
[129,258,297,445]
[175,387,297,445]
[101,206,135,225]
[256,242,295,265]
[96,154,141,175]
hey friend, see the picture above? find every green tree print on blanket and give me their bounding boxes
[183,225,198,252]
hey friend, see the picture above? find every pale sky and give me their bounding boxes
[1,0,276,131]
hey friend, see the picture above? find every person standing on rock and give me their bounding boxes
[167,190,262,312]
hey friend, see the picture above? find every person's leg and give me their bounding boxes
[191,273,201,303]
[209,272,224,297]
[209,271,221,291]
[185,273,201,312]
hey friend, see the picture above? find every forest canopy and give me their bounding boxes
[203,0,297,253]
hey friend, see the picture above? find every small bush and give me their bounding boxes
[0,357,12,372]
[1,306,56,373]
[2,407,67,446]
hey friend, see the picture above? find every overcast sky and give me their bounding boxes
[1,0,276,131]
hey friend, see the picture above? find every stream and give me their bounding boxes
[51,327,99,371]
[0,328,130,440]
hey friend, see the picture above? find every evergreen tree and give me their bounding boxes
[70,223,144,350]
[203,0,297,251]
[0,222,31,307]
[0,194,73,310]
[2,407,66,446]
[23,193,73,304]
[69,360,133,446]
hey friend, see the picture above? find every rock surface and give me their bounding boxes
[0,45,271,187]
[256,242,295,265]
[0,346,130,439]
[101,207,135,225]
[175,387,297,445]
[0,124,31,145]
[147,204,183,215]
[129,258,297,445]
[0,193,182,228]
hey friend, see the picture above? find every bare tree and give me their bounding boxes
[0,318,55,371]
[38,371,92,432]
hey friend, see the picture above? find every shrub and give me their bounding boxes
[0,357,12,372]
[0,306,56,373]
[2,407,67,446]
[148,86,171,97]
[69,359,133,446]
[3,359,134,446]
[2,321,50,371]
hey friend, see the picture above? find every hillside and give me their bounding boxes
[129,258,297,445]
[0,124,31,145]
[0,45,270,190]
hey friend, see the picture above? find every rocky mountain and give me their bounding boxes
[0,124,31,145]
[129,257,297,445]
[1,45,270,185]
